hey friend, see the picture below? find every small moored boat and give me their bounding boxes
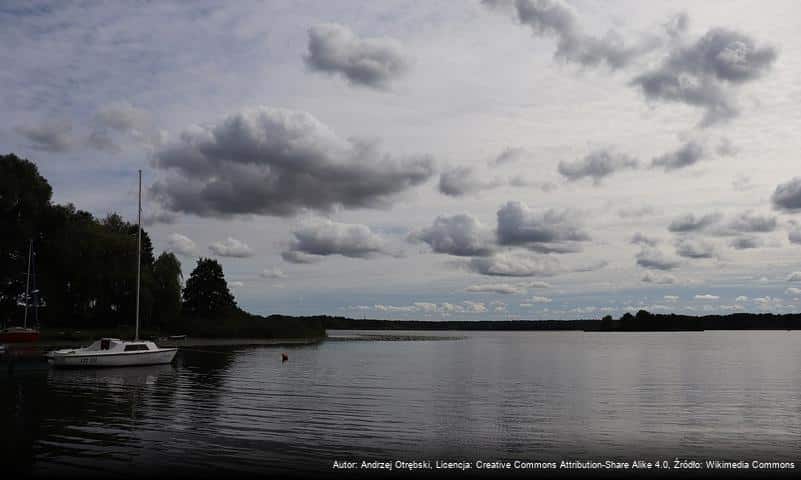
[47,338,176,368]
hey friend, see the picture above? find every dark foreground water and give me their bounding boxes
[3,330,801,476]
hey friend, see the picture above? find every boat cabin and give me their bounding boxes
[86,338,154,352]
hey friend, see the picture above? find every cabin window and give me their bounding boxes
[124,344,149,352]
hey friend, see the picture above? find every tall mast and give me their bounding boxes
[135,170,142,341]
[23,239,32,328]
[32,247,38,327]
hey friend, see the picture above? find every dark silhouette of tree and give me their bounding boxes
[620,312,635,330]
[0,154,53,320]
[153,252,182,328]
[182,258,236,317]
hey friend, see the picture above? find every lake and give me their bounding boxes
[3,330,801,476]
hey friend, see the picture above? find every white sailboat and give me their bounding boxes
[48,170,177,368]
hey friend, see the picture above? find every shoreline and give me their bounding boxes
[2,336,326,350]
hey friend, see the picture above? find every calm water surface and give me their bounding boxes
[3,330,801,475]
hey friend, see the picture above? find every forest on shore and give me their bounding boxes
[322,311,801,331]
[0,153,324,338]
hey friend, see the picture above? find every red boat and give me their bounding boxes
[0,326,40,343]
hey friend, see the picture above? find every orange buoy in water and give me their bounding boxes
[281,352,288,362]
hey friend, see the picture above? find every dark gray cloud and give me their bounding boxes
[468,251,561,277]
[283,219,388,263]
[438,167,501,197]
[730,236,762,250]
[631,28,777,126]
[409,214,493,257]
[772,178,801,212]
[483,0,651,70]
[496,201,589,253]
[15,119,73,152]
[630,232,659,247]
[651,140,705,171]
[636,247,680,270]
[304,23,409,89]
[209,237,254,258]
[669,210,775,237]
[558,149,638,184]
[675,237,717,258]
[151,106,435,217]
[632,70,737,126]
[668,212,722,233]
[485,3,775,125]
[726,211,777,233]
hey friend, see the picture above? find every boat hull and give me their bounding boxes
[49,348,177,368]
[0,329,40,343]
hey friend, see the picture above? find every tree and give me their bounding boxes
[153,252,182,328]
[620,312,635,331]
[0,154,53,320]
[182,258,236,317]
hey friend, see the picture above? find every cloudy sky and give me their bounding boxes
[4,0,801,320]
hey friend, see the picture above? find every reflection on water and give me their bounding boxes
[3,332,801,475]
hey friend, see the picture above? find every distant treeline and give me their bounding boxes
[323,317,598,331]
[323,311,801,332]
[599,310,801,331]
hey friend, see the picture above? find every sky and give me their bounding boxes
[3,0,801,320]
